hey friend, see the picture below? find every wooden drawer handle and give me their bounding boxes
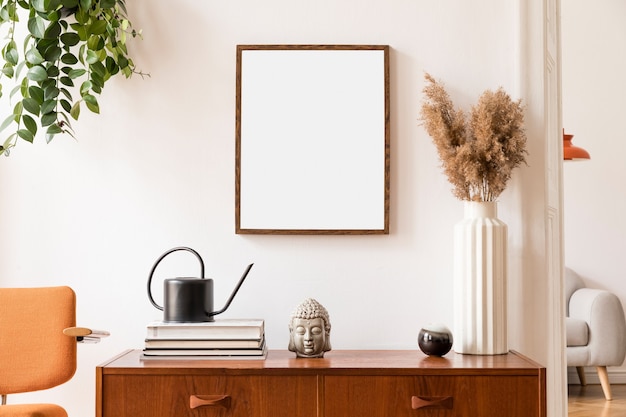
[189,394,231,409]
[411,395,454,410]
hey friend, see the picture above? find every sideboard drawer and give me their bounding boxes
[324,375,541,417]
[101,374,317,417]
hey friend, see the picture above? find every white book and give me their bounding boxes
[146,319,264,340]
[144,337,264,349]
[140,348,268,361]
[142,341,267,357]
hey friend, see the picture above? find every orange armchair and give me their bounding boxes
[0,286,108,417]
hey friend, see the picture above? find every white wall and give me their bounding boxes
[0,1,559,416]
[562,0,626,382]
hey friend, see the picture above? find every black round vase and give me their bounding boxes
[418,324,453,357]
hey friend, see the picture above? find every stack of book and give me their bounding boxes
[142,319,266,359]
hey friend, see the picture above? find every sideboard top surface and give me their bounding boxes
[98,349,545,377]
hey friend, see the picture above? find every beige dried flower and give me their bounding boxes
[420,73,527,202]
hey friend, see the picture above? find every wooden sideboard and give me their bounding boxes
[96,349,546,417]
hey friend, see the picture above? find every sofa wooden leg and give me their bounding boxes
[576,366,587,385]
[597,366,612,401]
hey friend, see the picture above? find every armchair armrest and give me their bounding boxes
[63,327,110,343]
[569,288,626,366]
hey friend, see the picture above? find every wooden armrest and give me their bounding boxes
[64,327,110,343]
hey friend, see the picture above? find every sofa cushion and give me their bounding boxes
[566,317,589,347]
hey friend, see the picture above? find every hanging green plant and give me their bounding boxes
[0,0,145,156]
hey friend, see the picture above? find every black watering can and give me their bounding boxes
[147,246,253,322]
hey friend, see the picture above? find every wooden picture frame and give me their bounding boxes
[235,45,390,235]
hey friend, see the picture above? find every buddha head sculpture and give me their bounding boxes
[288,298,332,358]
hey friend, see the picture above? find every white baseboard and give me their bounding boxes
[567,367,626,384]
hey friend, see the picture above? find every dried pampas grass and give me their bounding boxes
[420,73,528,202]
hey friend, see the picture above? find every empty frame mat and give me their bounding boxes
[236,45,389,234]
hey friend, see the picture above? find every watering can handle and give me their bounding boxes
[147,246,206,311]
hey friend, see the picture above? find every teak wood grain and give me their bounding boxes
[96,349,546,417]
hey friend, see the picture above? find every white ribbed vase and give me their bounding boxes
[453,201,508,355]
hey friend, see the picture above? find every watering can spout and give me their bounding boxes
[209,263,254,317]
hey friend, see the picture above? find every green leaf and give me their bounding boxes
[28,86,45,104]
[14,60,26,79]
[41,79,56,91]
[25,47,44,65]
[110,18,120,30]
[12,100,23,117]
[89,20,107,36]
[74,24,87,40]
[4,45,19,66]
[10,84,22,100]
[47,10,60,23]
[83,94,99,113]
[80,0,92,9]
[117,54,129,70]
[41,99,56,114]
[27,16,46,39]
[46,123,63,143]
[60,76,74,86]
[2,63,14,78]
[87,36,104,51]
[105,56,118,74]
[91,75,103,93]
[20,77,29,97]
[0,114,17,133]
[108,33,118,48]
[70,101,80,120]
[42,44,62,62]
[62,0,79,8]
[77,43,86,64]
[60,32,80,47]
[43,85,59,100]
[17,129,34,143]
[27,65,48,82]
[47,65,60,78]
[30,0,47,13]
[86,49,99,65]
[41,111,57,127]
[44,21,62,40]
[61,53,78,65]
[60,99,72,112]
[22,98,41,115]
[80,80,92,95]
[101,0,115,8]
[68,68,86,79]
[90,61,105,77]
[91,72,103,91]
[60,87,72,100]
[22,114,37,135]
[0,6,10,22]
[35,38,55,57]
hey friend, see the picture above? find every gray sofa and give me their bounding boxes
[566,267,626,400]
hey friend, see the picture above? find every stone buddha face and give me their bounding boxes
[291,317,326,357]
[288,298,331,358]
